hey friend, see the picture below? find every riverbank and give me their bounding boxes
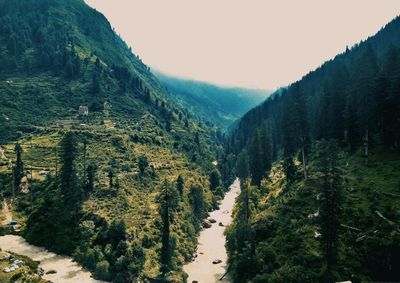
[0,235,104,283]
[183,178,240,283]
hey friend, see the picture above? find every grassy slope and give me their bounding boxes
[0,0,221,281]
[0,0,196,143]
[227,149,400,282]
[1,117,216,281]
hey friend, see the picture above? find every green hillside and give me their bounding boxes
[224,16,400,283]
[0,0,225,282]
[155,71,270,129]
[0,0,198,143]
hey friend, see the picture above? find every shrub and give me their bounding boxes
[94,260,111,281]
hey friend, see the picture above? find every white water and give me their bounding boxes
[184,179,240,283]
[0,235,104,283]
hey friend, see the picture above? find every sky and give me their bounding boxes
[84,0,400,90]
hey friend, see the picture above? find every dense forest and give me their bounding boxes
[0,0,227,282]
[223,16,400,283]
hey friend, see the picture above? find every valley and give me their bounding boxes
[0,0,399,283]
[155,72,270,129]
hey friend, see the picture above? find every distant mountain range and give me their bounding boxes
[154,71,271,128]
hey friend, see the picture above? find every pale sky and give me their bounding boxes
[85,0,400,90]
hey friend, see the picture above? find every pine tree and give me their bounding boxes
[90,71,103,111]
[231,180,256,282]
[326,62,348,142]
[159,180,179,275]
[351,44,378,163]
[176,175,184,199]
[259,121,273,174]
[283,156,296,183]
[209,169,221,191]
[282,90,297,157]
[249,130,263,186]
[138,155,148,175]
[57,132,82,252]
[236,149,250,180]
[292,83,310,179]
[194,132,200,146]
[236,180,252,247]
[86,163,97,196]
[59,132,81,209]
[317,140,342,282]
[13,143,24,193]
[281,84,309,179]
[108,167,114,188]
[189,185,205,222]
[382,45,400,148]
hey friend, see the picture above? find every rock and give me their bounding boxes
[212,259,222,264]
[202,221,211,229]
[219,222,224,227]
[208,218,217,223]
[314,231,321,238]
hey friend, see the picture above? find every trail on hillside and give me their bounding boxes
[1,200,12,225]
[0,147,6,161]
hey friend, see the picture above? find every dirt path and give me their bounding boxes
[1,200,12,225]
[0,235,105,283]
[183,178,240,283]
[0,147,6,161]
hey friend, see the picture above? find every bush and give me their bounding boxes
[10,272,23,282]
[94,260,111,281]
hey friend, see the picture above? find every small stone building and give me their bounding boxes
[79,106,89,116]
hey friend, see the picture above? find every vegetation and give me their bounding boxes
[1,0,399,282]
[224,15,400,283]
[0,0,225,282]
[0,251,44,283]
[155,71,271,129]
[12,143,24,195]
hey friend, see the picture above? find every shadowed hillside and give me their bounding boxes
[155,71,271,128]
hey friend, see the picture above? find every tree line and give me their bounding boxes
[223,15,400,283]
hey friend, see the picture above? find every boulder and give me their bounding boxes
[212,259,222,264]
[202,221,211,229]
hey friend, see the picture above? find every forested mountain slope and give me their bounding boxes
[227,16,400,156]
[0,0,225,282]
[155,71,270,128]
[0,0,205,143]
[223,16,400,283]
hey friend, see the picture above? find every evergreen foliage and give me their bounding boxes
[225,14,400,283]
[12,143,24,193]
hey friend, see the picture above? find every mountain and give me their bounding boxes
[223,16,400,282]
[0,1,224,282]
[0,0,178,143]
[154,71,271,128]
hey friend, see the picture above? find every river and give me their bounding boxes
[0,180,240,283]
[0,235,104,283]
[183,178,240,283]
